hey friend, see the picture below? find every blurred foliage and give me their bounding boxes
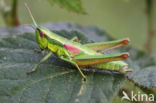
[48,0,86,14]
[0,0,19,26]
[144,0,156,54]
[0,0,86,26]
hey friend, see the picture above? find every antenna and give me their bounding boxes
[24,3,38,27]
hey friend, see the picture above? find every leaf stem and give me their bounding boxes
[1,0,20,26]
[10,0,19,26]
[144,0,155,54]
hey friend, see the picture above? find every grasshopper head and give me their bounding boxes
[35,28,48,50]
[25,3,48,50]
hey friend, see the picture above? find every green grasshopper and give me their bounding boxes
[25,3,132,81]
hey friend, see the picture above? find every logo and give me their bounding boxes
[122,91,154,102]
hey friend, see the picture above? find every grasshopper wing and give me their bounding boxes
[73,53,129,66]
[83,38,130,52]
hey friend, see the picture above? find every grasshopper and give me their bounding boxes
[25,3,132,81]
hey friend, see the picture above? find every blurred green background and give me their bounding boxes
[0,0,156,59]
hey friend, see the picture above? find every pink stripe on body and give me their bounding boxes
[64,44,81,55]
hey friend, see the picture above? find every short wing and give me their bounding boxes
[83,38,130,52]
[73,52,129,66]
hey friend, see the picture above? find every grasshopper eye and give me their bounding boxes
[40,30,45,37]
[37,29,45,37]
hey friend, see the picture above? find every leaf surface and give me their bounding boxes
[0,23,155,103]
[0,25,124,103]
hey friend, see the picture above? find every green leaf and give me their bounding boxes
[47,0,86,14]
[0,25,124,103]
[125,48,156,88]
[0,23,155,103]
